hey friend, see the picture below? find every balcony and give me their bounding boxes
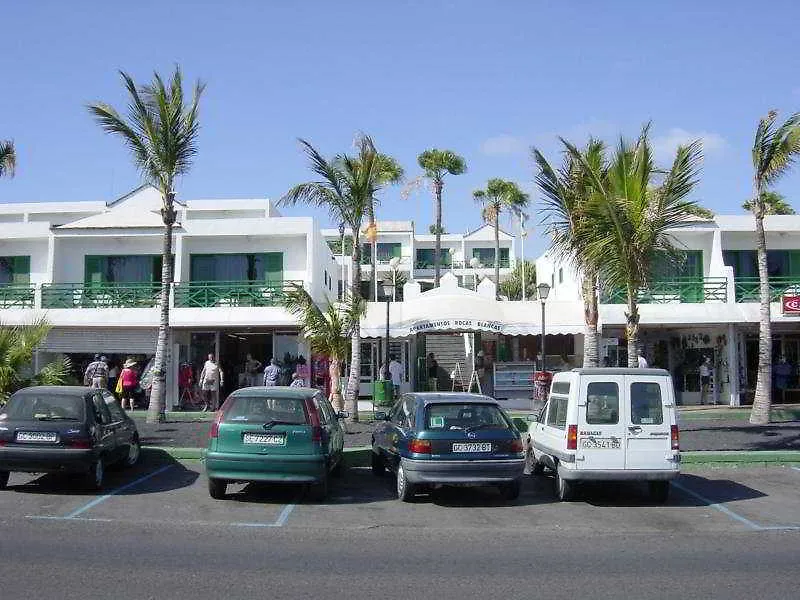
[173,280,302,308]
[0,284,36,308]
[601,278,728,304]
[41,282,161,309]
[734,276,800,303]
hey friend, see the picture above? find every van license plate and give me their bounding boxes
[452,442,492,453]
[16,431,58,443]
[242,433,286,445]
[581,438,620,449]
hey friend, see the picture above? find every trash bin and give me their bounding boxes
[372,379,394,407]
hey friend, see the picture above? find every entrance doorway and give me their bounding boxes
[218,332,273,397]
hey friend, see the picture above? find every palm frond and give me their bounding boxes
[0,140,16,178]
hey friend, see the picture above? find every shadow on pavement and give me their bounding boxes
[6,448,198,497]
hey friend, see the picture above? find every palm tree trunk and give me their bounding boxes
[329,357,343,412]
[434,180,443,287]
[345,234,362,422]
[750,188,772,424]
[494,205,500,300]
[147,197,176,424]
[625,283,640,369]
[581,270,599,367]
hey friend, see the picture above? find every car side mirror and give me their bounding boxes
[526,413,538,423]
[337,411,350,420]
[374,411,388,421]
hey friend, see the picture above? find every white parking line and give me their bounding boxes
[671,481,763,530]
[232,500,297,528]
[791,467,800,474]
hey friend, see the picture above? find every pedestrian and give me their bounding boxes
[243,353,262,387]
[263,358,280,386]
[427,352,438,391]
[199,353,224,411]
[107,362,120,395]
[289,372,305,388]
[120,359,139,411]
[637,350,648,369]
[388,355,403,399]
[700,356,714,405]
[84,354,109,389]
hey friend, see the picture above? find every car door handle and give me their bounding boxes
[628,426,642,433]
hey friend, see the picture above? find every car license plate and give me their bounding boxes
[16,431,58,443]
[581,437,621,449]
[242,432,285,445]
[452,442,492,453]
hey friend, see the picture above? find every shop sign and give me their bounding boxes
[409,318,504,334]
[782,295,800,315]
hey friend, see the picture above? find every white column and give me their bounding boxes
[173,234,184,283]
[727,323,740,406]
[708,229,725,277]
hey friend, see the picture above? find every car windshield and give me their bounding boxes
[223,395,308,424]
[424,403,510,431]
[1,393,85,421]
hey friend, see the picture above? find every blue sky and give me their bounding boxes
[2,0,800,257]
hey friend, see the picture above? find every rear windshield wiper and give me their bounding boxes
[465,423,501,433]
[261,420,300,430]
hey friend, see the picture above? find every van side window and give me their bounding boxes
[586,382,619,424]
[631,383,664,425]
[546,396,568,430]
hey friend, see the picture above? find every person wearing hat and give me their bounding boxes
[84,354,109,389]
[120,359,139,411]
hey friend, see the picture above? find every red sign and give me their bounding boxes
[782,296,800,314]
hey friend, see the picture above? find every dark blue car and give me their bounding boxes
[371,392,525,502]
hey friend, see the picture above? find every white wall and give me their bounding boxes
[0,239,50,284]
[722,230,800,251]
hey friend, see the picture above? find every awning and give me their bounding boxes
[359,286,585,338]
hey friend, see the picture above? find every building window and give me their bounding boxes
[84,255,161,284]
[724,249,800,279]
[190,253,283,282]
[472,247,509,267]
[653,250,703,279]
[0,256,30,285]
[416,248,450,268]
[376,243,401,263]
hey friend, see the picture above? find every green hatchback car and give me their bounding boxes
[205,387,347,500]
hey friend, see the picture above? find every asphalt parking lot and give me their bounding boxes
[1,452,799,535]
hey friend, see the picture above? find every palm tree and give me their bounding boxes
[748,111,800,425]
[0,140,15,178]
[498,259,537,300]
[281,135,400,422]
[417,149,467,287]
[743,190,796,215]
[282,285,364,412]
[473,179,530,300]
[88,67,204,424]
[0,318,72,402]
[534,139,607,367]
[566,126,703,367]
[364,152,403,300]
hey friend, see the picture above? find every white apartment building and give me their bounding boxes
[0,185,339,407]
[536,215,800,406]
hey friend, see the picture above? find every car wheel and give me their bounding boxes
[0,470,9,490]
[396,464,416,502]
[310,474,329,501]
[88,459,104,491]
[371,451,385,476]
[208,478,227,499]
[124,437,141,468]
[526,446,545,476]
[499,479,521,501]
[648,481,670,504]
[554,468,575,502]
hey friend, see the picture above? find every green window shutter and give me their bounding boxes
[392,243,401,258]
[500,248,509,263]
[11,256,30,284]
[264,252,283,283]
[788,251,800,277]
[686,251,703,278]
[84,256,104,284]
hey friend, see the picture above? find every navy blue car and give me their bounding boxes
[371,393,525,502]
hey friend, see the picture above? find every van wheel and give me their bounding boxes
[0,471,9,490]
[396,464,417,502]
[499,479,521,501]
[649,481,670,504]
[208,478,227,499]
[310,474,329,501]
[371,451,385,476]
[554,468,575,502]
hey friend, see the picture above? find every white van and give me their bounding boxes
[526,368,680,502]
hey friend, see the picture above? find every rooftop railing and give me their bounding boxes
[601,277,728,304]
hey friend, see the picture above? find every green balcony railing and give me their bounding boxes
[601,278,728,304]
[41,282,161,309]
[0,284,36,308]
[734,276,800,303]
[173,280,302,308]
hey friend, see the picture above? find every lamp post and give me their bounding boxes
[338,222,346,300]
[389,256,400,302]
[537,282,551,373]
[380,276,397,388]
[520,213,528,301]
[469,256,481,291]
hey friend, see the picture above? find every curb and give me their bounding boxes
[681,450,800,465]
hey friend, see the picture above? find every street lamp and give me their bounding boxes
[380,275,397,387]
[537,282,551,373]
[520,213,528,301]
[338,222,346,300]
[389,256,400,302]
[469,256,481,291]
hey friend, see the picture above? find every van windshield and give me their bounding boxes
[424,403,510,431]
[223,396,308,424]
